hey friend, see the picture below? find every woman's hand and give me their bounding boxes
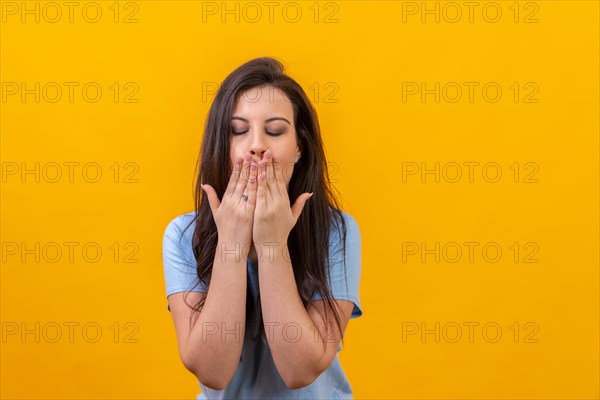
[201,153,258,247]
[253,149,313,247]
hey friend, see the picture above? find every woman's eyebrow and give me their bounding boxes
[231,115,291,125]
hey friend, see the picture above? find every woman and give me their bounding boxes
[162,57,363,399]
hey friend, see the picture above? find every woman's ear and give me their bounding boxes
[295,129,303,163]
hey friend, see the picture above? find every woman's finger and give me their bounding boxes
[233,154,252,201]
[257,159,270,205]
[224,156,243,197]
[272,155,286,194]
[201,184,220,215]
[245,161,258,209]
[264,149,280,197]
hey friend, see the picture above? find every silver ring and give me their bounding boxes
[241,194,248,201]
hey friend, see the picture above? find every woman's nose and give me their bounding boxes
[250,148,266,158]
[249,133,267,160]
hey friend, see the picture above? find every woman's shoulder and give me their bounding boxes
[163,210,197,246]
[167,210,196,226]
[340,209,358,226]
[329,208,360,235]
[327,208,361,255]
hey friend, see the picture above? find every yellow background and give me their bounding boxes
[1,1,598,399]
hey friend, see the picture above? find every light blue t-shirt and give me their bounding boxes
[162,209,363,399]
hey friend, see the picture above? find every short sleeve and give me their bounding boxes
[162,213,207,312]
[311,211,363,319]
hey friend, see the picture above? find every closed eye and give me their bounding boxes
[231,130,282,137]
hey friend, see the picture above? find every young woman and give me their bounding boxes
[162,57,363,399]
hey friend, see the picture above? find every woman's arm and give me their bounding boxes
[168,238,247,390]
[257,242,354,389]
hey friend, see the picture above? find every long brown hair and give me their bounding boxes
[180,57,349,347]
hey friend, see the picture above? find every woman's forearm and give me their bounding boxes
[257,240,326,389]
[186,238,247,389]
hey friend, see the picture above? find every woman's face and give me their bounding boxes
[229,85,301,190]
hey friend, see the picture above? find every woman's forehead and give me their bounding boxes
[233,86,293,117]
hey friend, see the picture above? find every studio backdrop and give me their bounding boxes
[1,1,599,399]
